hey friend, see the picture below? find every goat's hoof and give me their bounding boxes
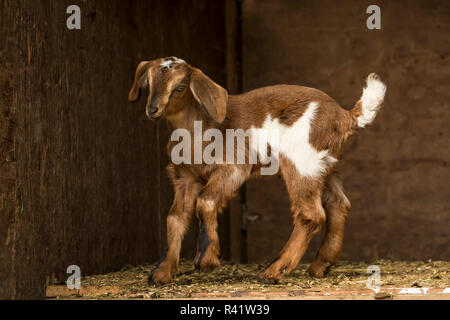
[308,261,331,278]
[258,272,282,284]
[195,255,220,272]
[258,267,282,284]
[148,268,173,286]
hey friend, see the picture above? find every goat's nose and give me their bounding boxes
[146,106,158,118]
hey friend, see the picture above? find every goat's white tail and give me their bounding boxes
[352,73,387,128]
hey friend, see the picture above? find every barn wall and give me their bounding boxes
[242,0,450,263]
[0,0,232,299]
[0,63,18,299]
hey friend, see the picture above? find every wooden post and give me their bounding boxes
[225,0,247,263]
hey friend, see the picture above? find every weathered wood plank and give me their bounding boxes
[0,0,233,299]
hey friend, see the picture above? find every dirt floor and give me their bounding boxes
[47,260,449,300]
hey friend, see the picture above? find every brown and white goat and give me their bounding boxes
[128,56,386,285]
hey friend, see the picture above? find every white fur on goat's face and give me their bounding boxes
[144,58,190,119]
[160,57,186,69]
[129,57,228,123]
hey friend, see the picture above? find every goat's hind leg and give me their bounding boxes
[150,169,201,285]
[308,174,350,277]
[259,159,326,282]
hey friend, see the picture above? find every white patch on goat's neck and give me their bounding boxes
[250,102,335,178]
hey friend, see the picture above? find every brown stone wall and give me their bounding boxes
[242,0,450,263]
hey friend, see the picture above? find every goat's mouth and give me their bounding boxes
[148,109,165,121]
[150,113,161,120]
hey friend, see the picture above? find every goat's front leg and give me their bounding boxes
[194,197,221,271]
[194,167,247,272]
[150,173,202,285]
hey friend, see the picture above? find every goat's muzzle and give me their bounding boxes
[146,105,161,120]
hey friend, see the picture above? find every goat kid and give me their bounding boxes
[128,56,387,285]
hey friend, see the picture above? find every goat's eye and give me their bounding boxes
[176,86,185,92]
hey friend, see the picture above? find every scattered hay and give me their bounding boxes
[49,260,449,299]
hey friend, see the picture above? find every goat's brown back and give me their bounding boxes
[226,85,354,157]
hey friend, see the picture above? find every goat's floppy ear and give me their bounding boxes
[128,61,153,102]
[190,68,228,123]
